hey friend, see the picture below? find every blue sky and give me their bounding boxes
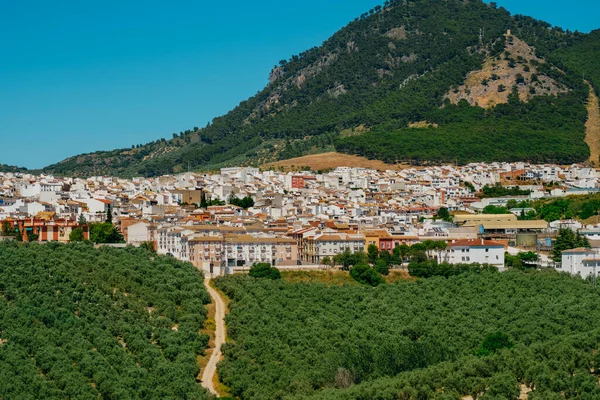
[1,1,598,169]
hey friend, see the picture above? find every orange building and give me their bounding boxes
[15,218,89,242]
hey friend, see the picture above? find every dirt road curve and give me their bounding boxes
[201,278,226,397]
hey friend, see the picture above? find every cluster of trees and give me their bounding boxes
[533,193,600,222]
[0,242,211,399]
[481,184,532,198]
[322,245,391,286]
[349,263,385,286]
[436,207,453,222]
[336,86,589,165]
[326,240,448,272]
[229,195,255,209]
[408,260,497,278]
[215,269,600,399]
[89,222,124,244]
[552,29,600,97]
[505,251,539,269]
[248,263,281,280]
[199,191,225,208]
[1,220,16,237]
[0,163,28,173]
[481,204,536,220]
[552,228,590,262]
[469,193,600,225]
[324,241,450,285]
[482,205,512,214]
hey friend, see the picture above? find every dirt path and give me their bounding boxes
[201,278,226,397]
[585,81,600,165]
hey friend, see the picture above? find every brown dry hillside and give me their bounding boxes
[264,152,404,172]
[585,81,600,165]
[446,32,568,108]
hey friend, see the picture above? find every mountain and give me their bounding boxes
[0,164,28,173]
[39,0,600,177]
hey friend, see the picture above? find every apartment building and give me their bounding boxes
[303,233,366,264]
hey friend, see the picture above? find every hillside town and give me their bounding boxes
[1,162,600,277]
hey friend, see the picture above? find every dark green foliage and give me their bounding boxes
[552,30,600,96]
[476,332,514,356]
[229,195,255,209]
[436,207,451,221]
[215,270,600,400]
[139,241,156,253]
[200,191,226,209]
[336,84,589,165]
[0,242,211,399]
[68,227,85,242]
[534,193,600,222]
[350,263,385,286]
[0,163,28,173]
[332,249,367,270]
[482,205,512,214]
[374,259,390,276]
[367,244,379,264]
[248,263,281,279]
[89,223,124,244]
[481,183,532,198]
[505,251,539,269]
[552,228,590,262]
[1,220,15,236]
[408,260,498,278]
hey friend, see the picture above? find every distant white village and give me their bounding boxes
[1,162,600,278]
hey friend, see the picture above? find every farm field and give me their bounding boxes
[0,242,211,399]
[215,271,600,400]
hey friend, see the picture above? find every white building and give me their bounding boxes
[223,235,297,269]
[559,248,600,279]
[304,233,366,264]
[127,222,152,246]
[443,239,505,268]
[157,227,186,258]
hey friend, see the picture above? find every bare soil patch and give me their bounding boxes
[264,152,405,172]
[585,82,600,165]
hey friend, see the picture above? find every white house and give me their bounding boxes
[81,198,112,216]
[26,201,47,217]
[443,239,505,268]
[127,222,151,246]
[559,248,600,279]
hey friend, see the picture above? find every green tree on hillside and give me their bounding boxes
[553,228,590,262]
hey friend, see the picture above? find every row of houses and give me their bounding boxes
[147,221,506,276]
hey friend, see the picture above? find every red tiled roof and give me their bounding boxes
[95,199,112,205]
